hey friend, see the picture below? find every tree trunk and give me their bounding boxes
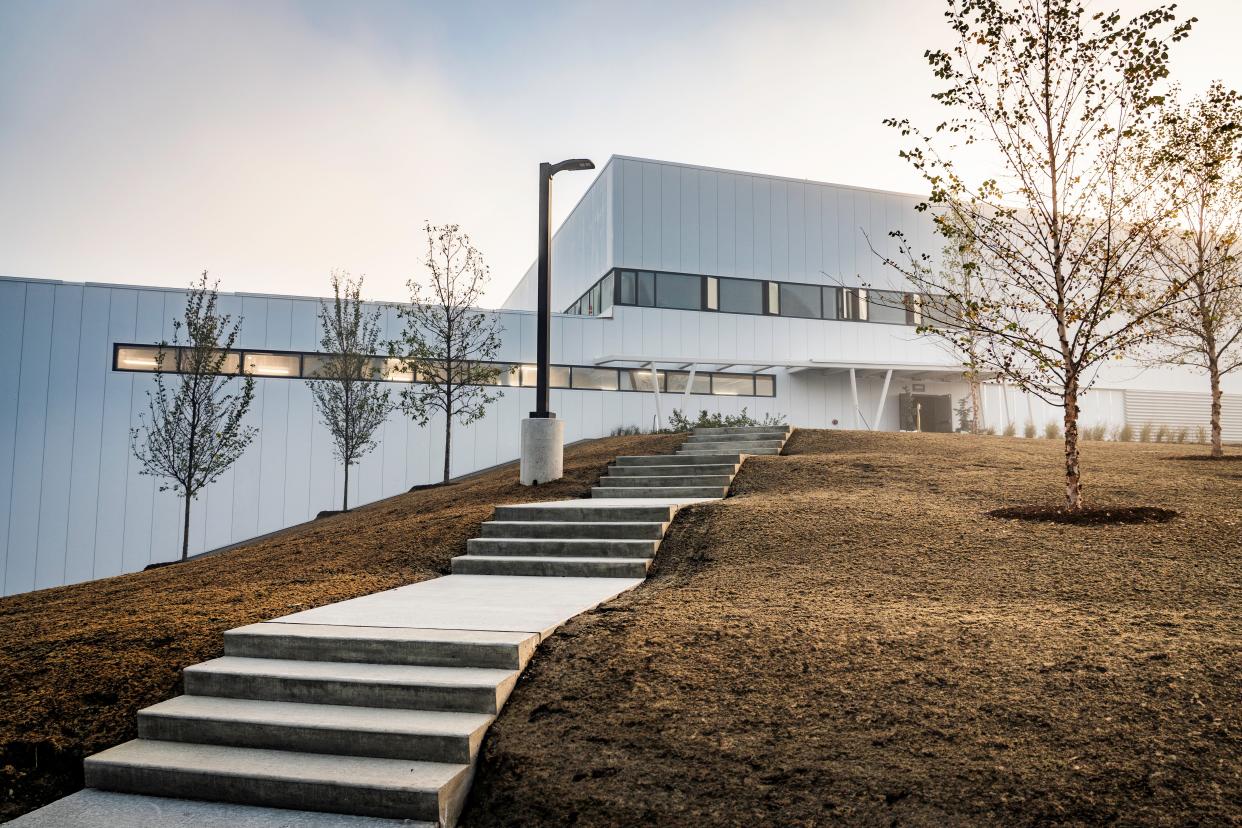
[181,496,191,560]
[969,378,982,435]
[443,421,452,483]
[1209,358,1223,459]
[343,462,350,511]
[1063,376,1083,511]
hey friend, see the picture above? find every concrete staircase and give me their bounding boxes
[592,424,792,498]
[76,425,791,827]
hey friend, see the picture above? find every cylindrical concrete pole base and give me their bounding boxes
[520,417,564,486]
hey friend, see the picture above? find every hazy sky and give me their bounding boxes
[2,0,1240,306]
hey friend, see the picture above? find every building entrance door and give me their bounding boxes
[900,393,954,432]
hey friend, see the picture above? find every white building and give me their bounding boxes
[2,155,1238,596]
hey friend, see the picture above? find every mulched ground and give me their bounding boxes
[0,432,680,823]
[463,430,1242,827]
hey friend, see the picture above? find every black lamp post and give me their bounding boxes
[532,158,595,418]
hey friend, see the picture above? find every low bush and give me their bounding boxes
[1139,423,1154,443]
[1155,424,1171,443]
[1023,421,1037,439]
[1116,424,1135,443]
[1002,423,1016,437]
[1044,420,1062,440]
[1083,423,1107,441]
[666,407,787,433]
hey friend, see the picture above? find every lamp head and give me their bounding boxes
[549,158,595,176]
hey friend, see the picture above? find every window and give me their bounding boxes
[519,364,570,387]
[599,272,614,313]
[842,288,864,320]
[822,286,840,320]
[767,282,780,315]
[905,293,921,326]
[868,290,907,324]
[712,374,754,396]
[780,283,821,318]
[656,272,701,310]
[244,352,300,377]
[383,357,415,382]
[705,277,718,311]
[115,345,177,372]
[303,354,386,379]
[718,278,763,314]
[755,375,776,397]
[619,270,636,305]
[666,371,711,394]
[620,368,664,391]
[637,271,656,306]
[571,366,619,390]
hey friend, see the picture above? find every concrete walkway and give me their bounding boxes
[14,425,791,827]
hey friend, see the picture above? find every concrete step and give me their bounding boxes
[613,453,743,467]
[224,623,538,671]
[184,657,517,715]
[84,739,470,823]
[692,424,792,435]
[606,463,738,477]
[591,485,729,498]
[491,502,677,523]
[466,537,659,558]
[480,520,666,539]
[138,695,493,764]
[451,555,651,578]
[678,446,782,456]
[597,474,733,487]
[678,439,785,451]
[684,431,788,443]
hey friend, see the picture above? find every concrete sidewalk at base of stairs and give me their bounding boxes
[6,789,426,828]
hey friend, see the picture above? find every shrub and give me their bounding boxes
[1023,421,1037,439]
[1002,422,1016,437]
[1139,423,1153,443]
[1083,423,1107,441]
[666,407,787,433]
[1155,424,1171,443]
[1044,420,1061,439]
[1174,427,1189,444]
[1196,425,1207,443]
[610,425,644,436]
[1116,423,1134,442]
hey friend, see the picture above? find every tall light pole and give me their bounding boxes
[521,157,595,486]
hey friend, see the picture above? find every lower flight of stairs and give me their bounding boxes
[85,624,537,825]
[82,424,792,826]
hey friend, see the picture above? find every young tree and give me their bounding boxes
[881,0,1194,510]
[1134,82,1242,458]
[392,222,503,483]
[307,271,394,510]
[131,273,257,559]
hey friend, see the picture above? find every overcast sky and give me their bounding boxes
[2,0,1240,306]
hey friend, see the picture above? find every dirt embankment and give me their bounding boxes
[463,430,1241,827]
[0,432,680,822]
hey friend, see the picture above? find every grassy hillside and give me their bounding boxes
[463,430,1241,827]
[0,432,680,822]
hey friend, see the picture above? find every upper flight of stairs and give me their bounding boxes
[80,425,791,827]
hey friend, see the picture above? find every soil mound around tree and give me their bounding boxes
[987,505,1178,524]
[462,430,1240,827]
[0,432,680,824]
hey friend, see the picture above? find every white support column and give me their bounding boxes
[873,369,893,431]
[849,368,862,430]
[1001,378,1012,430]
[648,362,663,431]
[682,364,697,416]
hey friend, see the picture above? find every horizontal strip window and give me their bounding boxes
[112,344,776,397]
[564,268,939,327]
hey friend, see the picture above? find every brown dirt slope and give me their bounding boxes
[463,430,1241,827]
[0,432,680,822]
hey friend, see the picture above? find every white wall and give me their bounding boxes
[609,156,936,291]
